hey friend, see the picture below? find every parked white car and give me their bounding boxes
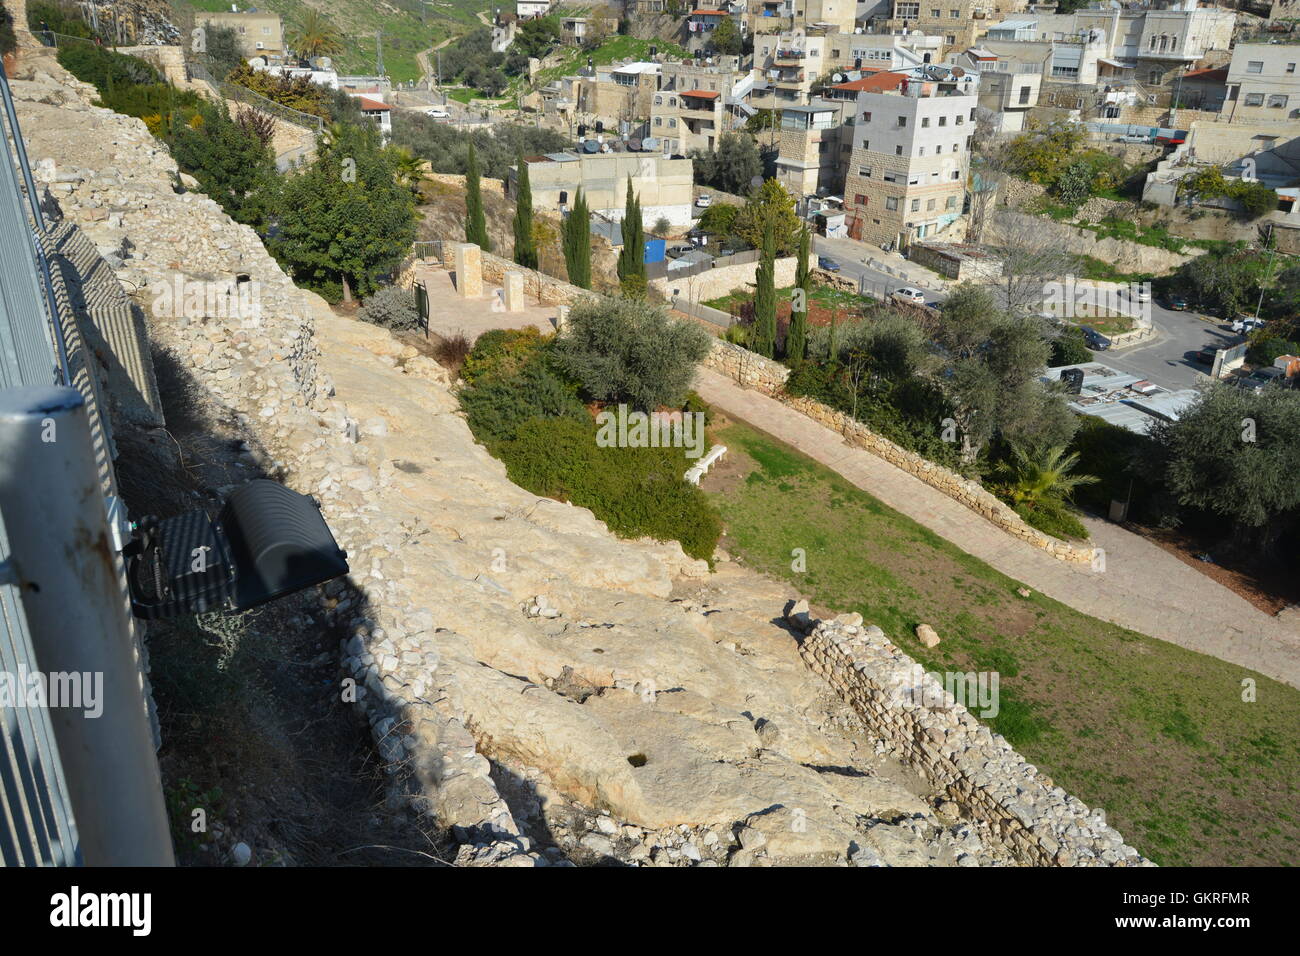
[426,107,450,119]
[1232,316,1266,334]
[695,194,712,208]
[891,287,926,305]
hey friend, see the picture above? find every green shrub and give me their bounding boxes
[553,295,712,411]
[1013,499,1089,541]
[1051,324,1093,366]
[682,390,713,426]
[57,42,159,87]
[358,284,420,332]
[1247,336,1300,367]
[498,417,722,560]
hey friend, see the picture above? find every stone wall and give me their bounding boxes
[985,210,1195,275]
[480,249,594,306]
[702,341,1097,565]
[800,619,1153,867]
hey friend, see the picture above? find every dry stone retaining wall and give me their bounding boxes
[801,619,1153,867]
[702,342,1096,565]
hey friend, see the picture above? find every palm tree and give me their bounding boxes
[387,145,425,195]
[289,10,343,62]
[996,443,1098,509]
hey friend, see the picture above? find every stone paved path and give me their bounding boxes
[695,367,1300,689]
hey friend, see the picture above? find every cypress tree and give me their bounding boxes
[562,189,592,289]
[512,152,537,270]
[786,225,811,365]
[617,177,646,297]
[752,226,777,358]
[464,140,490,251]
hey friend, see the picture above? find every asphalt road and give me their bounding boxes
[809,236,1244,392]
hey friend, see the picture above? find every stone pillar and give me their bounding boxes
[453,243,482,298]
[555,304,570,332]
[503,271,525,312]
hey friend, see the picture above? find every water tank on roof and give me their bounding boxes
[582,139,600,153]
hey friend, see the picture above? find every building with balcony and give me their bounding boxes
[841,67,979,247]
[755,29,833,104]
[826,32,945,74]
[950,49,1040,131]
[774,99,852,197]
[979,3,1235,93]
[652,89,728,154]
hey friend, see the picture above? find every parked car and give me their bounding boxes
[1080,326,1111,351]
[1196,345,1219,365]
[695,194,712,208]
[665,242,695,260]
[1165,292,1189,310]
[1118,134,1152,144]
[1231,316,1266,334]
[891,287,926,305]
[425,107,449,118]
[817,256,841,272]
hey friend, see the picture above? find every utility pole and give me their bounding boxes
[1254,222,1276,321]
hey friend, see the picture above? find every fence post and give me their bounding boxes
[0,386,174,866]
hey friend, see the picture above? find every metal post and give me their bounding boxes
[0,386,174,866]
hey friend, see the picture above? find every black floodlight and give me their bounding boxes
[126,479,348,619]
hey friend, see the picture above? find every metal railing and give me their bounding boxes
[187,59,325,135]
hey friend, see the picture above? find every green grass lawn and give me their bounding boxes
[704,415,1300,866]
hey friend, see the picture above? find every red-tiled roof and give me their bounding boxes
[357,96,391,111]
[680,89,720,99]
[1182,67,1228,82]
[833,71,907,93]
[691,9,729,14]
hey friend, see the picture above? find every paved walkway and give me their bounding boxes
[695,367,1300,689]
[412,267,559,342]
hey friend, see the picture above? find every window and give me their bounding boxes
[952,142,959,152]
[1148,70,1160,85]
[946,195,957,209]
[898,116,907,127]
[1289,63,1297,74]
[896,2,919,17]
[1018,85,1031,105]
[859,166,873,177]
[935,144,942,153]
[886,196,899,210]
[855,193,867,205]
[1245,92,1264,107]
[654,117,662,125]
[1247,61,1264,74]
[861,110,872,121]
[862,139,870,150]
[947,35,955,45]
[922,116,930,127]
[919,146,926,155]
[1269,94,1289,108]
[910,199,920,211]
[931,9,940,17]
[969,108,976,120]
[895,144,903,154]
[955,114,963,125]
[927,198,936,210]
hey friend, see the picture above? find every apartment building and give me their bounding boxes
[510,152,696,225]
[826,32,945,73]
[1224,43,1300,123]
[774,99,852,197]
[576,61,663,129]
[197,10,284,57]
[981,3,1235,91]
[516,0,555,17]
[651,88,728,153]
[950,49,1040,131]
[755,28,834,104]
[880,0,1029,54]
[841,69,979,246]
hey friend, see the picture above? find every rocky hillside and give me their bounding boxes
[6,33,1144,867]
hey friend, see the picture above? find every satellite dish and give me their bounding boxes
[833,73,845,82]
